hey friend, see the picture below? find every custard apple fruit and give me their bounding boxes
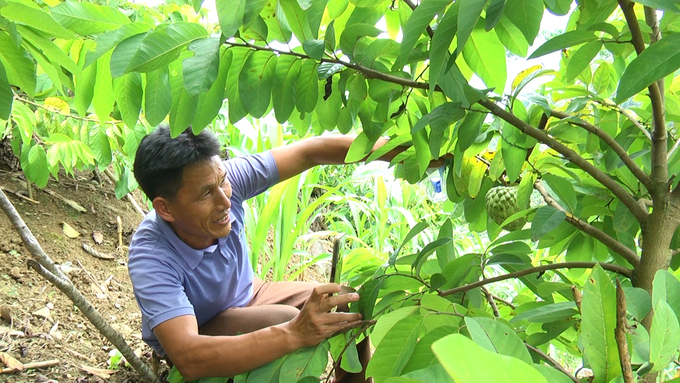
[485,186,527,231]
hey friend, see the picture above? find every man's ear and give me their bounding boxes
[153,197,175,222]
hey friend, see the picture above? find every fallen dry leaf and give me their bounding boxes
[92,231,104,244]
[0,327,25,337]
[0,352,24,371]
[0,305,11,322]
[32,307,52,322]
[80,364,119,379]
[49,321,62,342]
[62,222,80,238]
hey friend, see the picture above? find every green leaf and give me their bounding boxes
[192,48,231,131]
[25,144,49,188]
[394,0,450,69]
[615,33,680,103]
[225,49,250,124]
[433,334,547,382]
[494,15,528,57]
[652,269,680,320]
[169,73,198,137]
[243,0,268,27]
[16,26,80,76]
[456,0,487,56]
[566,40,603,83]
[503,0,543,45]
[389,220,429,266]
[263,0,292,43]
[511,302,578,323]
[403,326,457,374]
[632,0,680,12]
[302,39,324,60]
[0,61,12,120]
[92,52,114,123]
[650,300,680,373]
[532,365,573,383]
[462,26,506,92]
[429,4,458,91]
[345,131,375,163]
[623,287,651,320]
[528,30,598,59]
[531,206,566,241]
[295,59,318,114]
[144,68,172,126]
[278,342,329,383]
[216,0,246,38]
[51,1,129,36]
[84,23,150,68]
[501,137,525,183]
[279,0,313,43]
[110,33,147,78]
[126,23,208,74]
[272,56,301,123]
[339,23,382,61]
[239,51,276,118]
[183,36,221,97]
[366,315,423,383]
[0,0,74,40]
[485,0,506,31]
[457,111,485,153]
[88,125,112,167]
[114,72,143,128]
[306,0,327,39]
[566,233,594,263]
[465,317,533,364]
[542,175,577,213]
[581,265,622,382]
[0,31,35,97]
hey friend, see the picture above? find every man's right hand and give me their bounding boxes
[284,283,364,348]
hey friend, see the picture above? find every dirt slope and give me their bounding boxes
[0,167,153,382]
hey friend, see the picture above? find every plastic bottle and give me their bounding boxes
[425,166,447,202]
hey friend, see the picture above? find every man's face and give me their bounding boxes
[159,156,233,249]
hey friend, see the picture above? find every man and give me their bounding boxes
[128,126,402,382]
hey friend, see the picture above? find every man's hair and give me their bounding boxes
[133,126,222,201]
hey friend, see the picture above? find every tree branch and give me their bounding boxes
[439,262,633,297]
[550,109,652,190]
[534,180,641,267]
[481,286,500,317]
[525,344,579,383]
[618,0,668,189]
[615,279,635,383]
[479,98,648,224]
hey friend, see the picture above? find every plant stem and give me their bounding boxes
[439,262,632,297]
[534,180,640,267]
[525,344,579,383]
[481,286,500,317]
[615,280,635,383]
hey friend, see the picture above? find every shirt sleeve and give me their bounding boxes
[226,151,280,201]
[129,246,195,331]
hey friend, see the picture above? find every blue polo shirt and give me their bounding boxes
[128,152,279,354]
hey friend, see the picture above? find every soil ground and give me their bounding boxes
[0,166,155,382]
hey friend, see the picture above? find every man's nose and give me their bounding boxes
[215,187,231,209]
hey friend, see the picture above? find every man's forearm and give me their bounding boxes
[170,322,300,380]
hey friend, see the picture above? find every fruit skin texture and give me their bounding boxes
[485,186,527,231]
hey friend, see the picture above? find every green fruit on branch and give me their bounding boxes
[485,186,527,231]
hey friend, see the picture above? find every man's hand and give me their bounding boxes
[284,284,363,348]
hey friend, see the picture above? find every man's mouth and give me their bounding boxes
[214,211,230,224]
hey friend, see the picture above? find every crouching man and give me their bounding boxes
[128,126,401,382]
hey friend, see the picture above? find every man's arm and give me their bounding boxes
[154,284,362,380]
[270,135,404,182]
